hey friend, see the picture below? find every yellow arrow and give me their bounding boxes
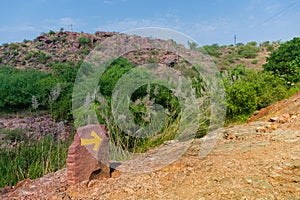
[81,130,102,151]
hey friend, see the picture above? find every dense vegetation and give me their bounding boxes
[0,129,71,187]
[0,36,300,187]
[264,37,300,83]
[95,58,184,154]
[223,65,297,122]
[0,62,79,121]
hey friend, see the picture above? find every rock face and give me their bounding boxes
[66,124,110,185]
[0,115,72,142]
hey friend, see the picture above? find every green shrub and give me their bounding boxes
[10,43,19,50]
[251,59,259,64]
[37,51,51,64]
[98,58,134,97]
[92,57,208,155]
[266,45,274,52]
[37,42,43,47]
[188,41,198,50]
[49,62,79,121]
[78,36,90,46]
[199,44,222,57]
[237,43,259,58]
[25,51,35,60]
[24,51,51,64]
[48,30,55,35]
[0,66,51,111]
[223,66,297,122]
[264,37,300,83]
[80,48,90,55]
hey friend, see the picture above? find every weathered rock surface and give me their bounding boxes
[67,125,110,185]
[0,114,72,142]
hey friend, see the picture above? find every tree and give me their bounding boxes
[263,37,300,83]
[0,66,50,111]
[187,41,198,50]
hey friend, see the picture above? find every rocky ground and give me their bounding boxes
[1,114,299,199]
[0,114,73,143]
[1,92,300,200]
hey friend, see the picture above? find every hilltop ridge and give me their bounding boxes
[0,30,275,71]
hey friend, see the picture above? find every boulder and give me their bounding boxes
[66,124,110,185]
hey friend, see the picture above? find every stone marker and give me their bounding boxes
[66,124,110,185]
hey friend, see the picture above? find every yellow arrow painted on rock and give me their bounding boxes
[81,130,102,151]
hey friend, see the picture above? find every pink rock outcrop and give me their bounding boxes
[66,124,110,185]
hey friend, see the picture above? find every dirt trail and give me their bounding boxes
[2,92,300,199]
[2,119,299,200]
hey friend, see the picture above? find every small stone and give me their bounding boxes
[284,139,299,143]
[269,117,279,122]
[223,131,236,140]
[269,171,284,180]
[285,161,300,169]
[278,114,290,123]
[124,187,134,193]
[265,123,278,131]
[291,115,298,120]
[245,178,252,184]
[256,127,267,133]
[253,110,260,116]
[272,165,283,170]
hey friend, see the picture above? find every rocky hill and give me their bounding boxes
[0,31,118,71]
[0,32,297,199]
[0,30,272,72]
[1,91,299,199]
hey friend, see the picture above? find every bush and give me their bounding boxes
[264,37,300,83]
[0,63,78,122]
[266,45,274,52]
[201,44,222,57]
[89,58,198,153]
[251,59,259,64]
[24,51,51,64]
[49,62,79,121]
[0,66,51,111]
[223,66,296,122]
[99,58,134,97]
[48,30,55,35]
[237,43,260,58]
[78,36,90,46]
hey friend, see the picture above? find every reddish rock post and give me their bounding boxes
[66,124,110,185]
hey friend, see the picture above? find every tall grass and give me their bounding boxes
[0,130,72,187]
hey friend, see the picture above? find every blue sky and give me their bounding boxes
[0,0,300,45]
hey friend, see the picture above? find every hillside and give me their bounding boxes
[0,31,273,72]
[0,31,118,71]
[1,91,299,199]
[0,31,299,199]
